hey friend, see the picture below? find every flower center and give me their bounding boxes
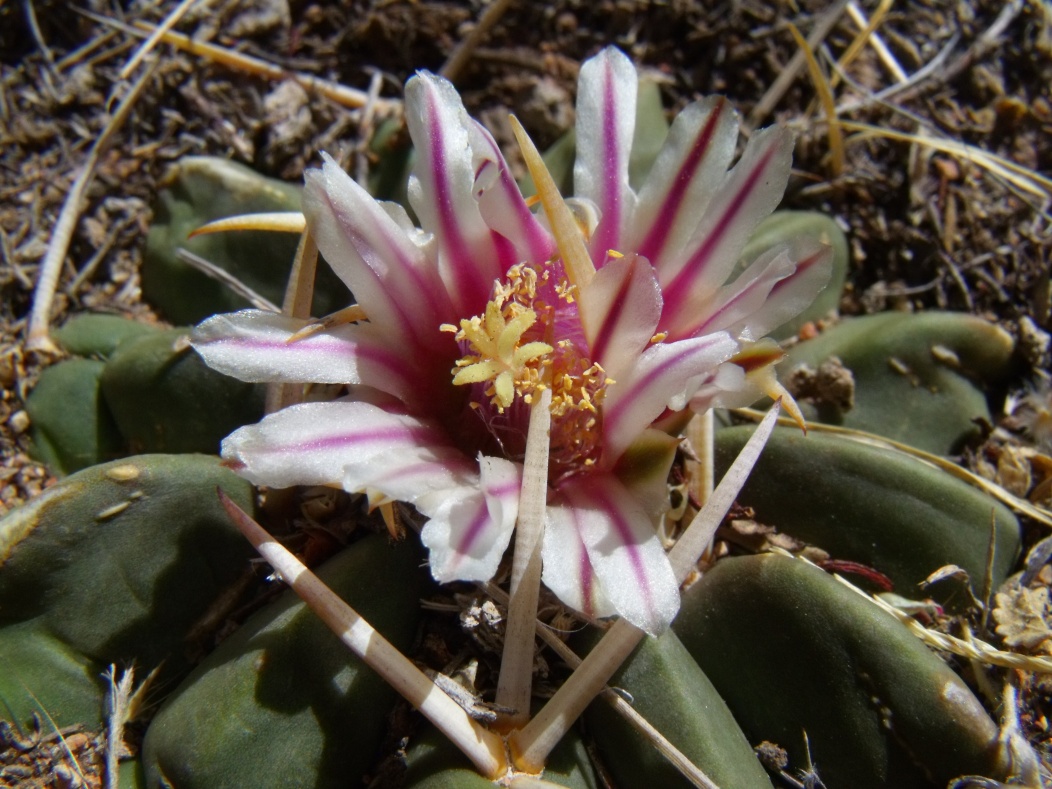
[444,262,611,478]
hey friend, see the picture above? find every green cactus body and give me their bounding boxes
[142,534,426,789]
[0,455,257,729]
[578,627,774,789]
[100,328,265,455]
[674,553,1008,788]
[781,312,1016,453]
[26,358,125,475]
[53,314,161,359]
[714,425,1021,594]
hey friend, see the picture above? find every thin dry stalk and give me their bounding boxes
[133,22,402,115]
[26,60,157,353]
[845,1,907,83]
[747,0,849,129]
[441,0,516,83]
[218,491,509,778]
[120,0,199,79]
[787,22,845,176]
[830,0,896,90]
[510,404,783,772]
[496,388,552,729]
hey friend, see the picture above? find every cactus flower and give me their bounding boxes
[192,47,830,635]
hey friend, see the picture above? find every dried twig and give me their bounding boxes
[119,0,199,79]
[747,0,850,129]
[26,61,158,353]
[440,0,516,83]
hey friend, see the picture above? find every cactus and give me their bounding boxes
[781,312,1017,453]
[141,156,351,323]
[674,553,1010,788]
[99,328,265,455]
[0,455,256,730]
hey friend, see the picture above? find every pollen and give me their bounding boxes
[448,264,554,411]
[448,262,611,424]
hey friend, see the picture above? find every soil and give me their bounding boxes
[1,1,1052,787]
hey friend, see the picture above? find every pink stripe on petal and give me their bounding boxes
[579,254,662,380]
[635,98,730,264]
[406,75,505,316]
[304,156,451,344]
[192,310,422,406]
[542,503,615,620]
[418,455,521,584]
[601,332,738,464]
[575,48,638,262]
[221,401,454,490]
[659,127,793,338]
[557,474,680,634]
[470,121,555,264]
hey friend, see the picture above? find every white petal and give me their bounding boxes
[601,332,738,464]
[578,253,662,381]
[191,310,418,403]
[630,96,738,270]
[552,473,680,635]
[303,154,452,347]
[468,120,555,264]
[659,125,794,339]
[221,401,455,489]
[542,503,617,621]
[575,47,639,262]
[419,455,522,583]
[405,73,514,317]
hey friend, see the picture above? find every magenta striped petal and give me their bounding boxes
[549,473,680,635]
[192,309,418,403]
[742,239,832,338]
[575,47,638,263]
[303,154,452,347]
[405,74,511,316]
[602,332,738,465]
[681,239,832,340]
[542,502,616,622]
[419,455,522,583]
[629,96,737,269]
[221,401,456,489]
[659,126,794,340]
[578,253,662,380]
[469,120,556,264]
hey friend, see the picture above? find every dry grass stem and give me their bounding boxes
[845,1,908,83]
[787,22,845,176]
[119,0,199,79]
[831,0,896,90]
[440,0,516,83]
[133,22,402,115]
[174,248,279,311]
[747,0,849,128]
[26,60,158,353]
